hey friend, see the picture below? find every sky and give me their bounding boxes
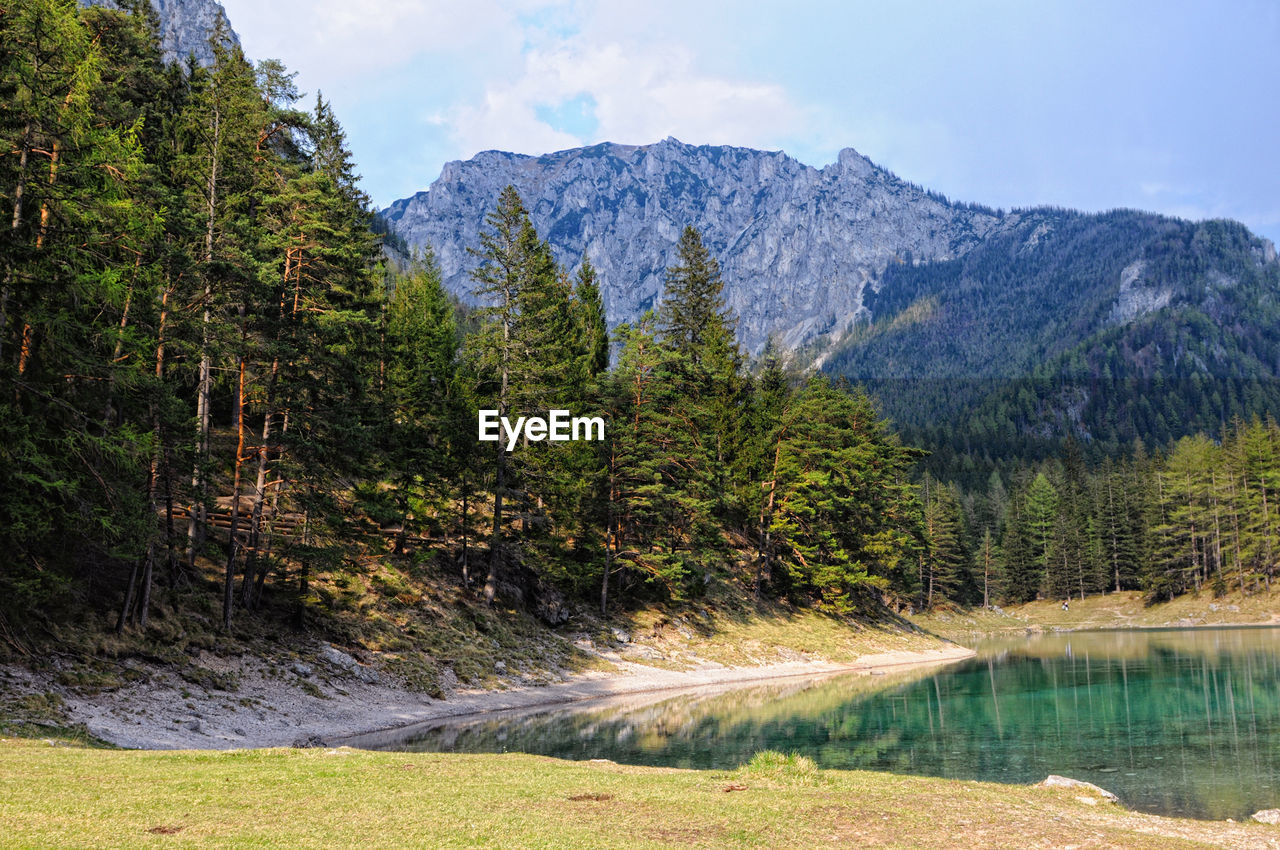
[219,0,1280,245]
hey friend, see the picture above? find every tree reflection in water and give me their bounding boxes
[374,627,1280,820]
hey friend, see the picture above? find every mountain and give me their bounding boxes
[383,139,1010,353]
[821,210,1280,482]
[386,139,1280,474]
[80,0,239,66]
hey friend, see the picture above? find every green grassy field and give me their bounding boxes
[1,740,1271,848]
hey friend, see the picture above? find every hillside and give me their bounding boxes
[820,211,1280,481]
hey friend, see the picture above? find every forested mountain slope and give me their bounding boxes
[387,140,1280,476]
[817,211,1280,482]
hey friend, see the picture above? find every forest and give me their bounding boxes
[2,0,1277,650]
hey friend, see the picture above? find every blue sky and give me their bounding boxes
[221,0,1280,244]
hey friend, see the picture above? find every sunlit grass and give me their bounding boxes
[0,739,1267,848]
[913,587,1280,640]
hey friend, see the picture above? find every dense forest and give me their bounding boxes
[919,421,1280,609]
[0,0,928,639]
[3,2,1278,651]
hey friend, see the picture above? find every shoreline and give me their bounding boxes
[337,646,976,748]
[3,646,974,751]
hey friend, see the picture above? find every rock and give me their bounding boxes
[78,0,239,67]
[611,629,630,644]
[321,645,381,684]
[437,666,458,693]
[321,645,359,671]
[1039,775,1118,803]
[290,663,313,678]
[1252,809,1280,825]
[182,719,204,734]
[383,139,1008,354]
[291,734,326,749]
[534,584,571,627]
[494,661,507,673]
[232,728,246,737]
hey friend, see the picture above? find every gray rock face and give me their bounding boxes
[80,0,239,67]
[384,139,1009,353]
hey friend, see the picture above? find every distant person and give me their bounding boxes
[1062,599,1069,611]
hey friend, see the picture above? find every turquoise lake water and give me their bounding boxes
[373,627,1280,820]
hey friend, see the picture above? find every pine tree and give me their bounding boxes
[658,226,746,522]
[1024,472,1058,598]
[0,0,156,616]
[385,250,458,553]
[573,256,609,380]
[599,313,719,608]
[767,376,922,612]
[467,186,582,603]
[921,475,970,607]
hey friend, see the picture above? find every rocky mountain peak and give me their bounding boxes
[385,140,1007,353]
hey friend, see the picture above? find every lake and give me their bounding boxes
[368,627,1280,820]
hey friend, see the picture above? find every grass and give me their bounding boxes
[0,739,1270,848]
[912,587,1280,640]
[613,583,947,670]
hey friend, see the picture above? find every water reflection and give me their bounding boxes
[369,627,1280,820]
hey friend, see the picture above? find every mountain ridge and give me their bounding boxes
[384,138,1276,358]
[384,138,1014,352]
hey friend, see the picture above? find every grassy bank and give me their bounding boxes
[0,739,1269,849]
[911,587,1280,640]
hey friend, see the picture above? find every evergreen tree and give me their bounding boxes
[385,250,458,554]
[767,376,922,612]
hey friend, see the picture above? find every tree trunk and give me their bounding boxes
[755,426,785,601]
[982,534,991,609]
[241,355,280,605]
[485,442,505,605]
[222,335,246,631]
[0,122,32,362]
[187,95,221,568]
[459,482,470,587]
[484,307,511,606]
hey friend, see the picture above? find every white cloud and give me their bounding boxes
[219,0,542,96]
[443,39,804,158]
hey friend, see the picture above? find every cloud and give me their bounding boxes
[219,0,545,96]
[442,38,804,158]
